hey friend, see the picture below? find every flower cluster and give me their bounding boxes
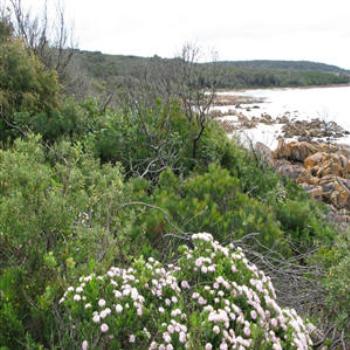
[61,233,313,349]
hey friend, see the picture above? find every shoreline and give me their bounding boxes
[216,83,350,94]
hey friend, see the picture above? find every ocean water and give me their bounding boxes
[215,85,350,149]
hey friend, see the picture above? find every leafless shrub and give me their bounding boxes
[8,0,76,81]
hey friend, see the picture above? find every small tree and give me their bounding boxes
[173,43,219,159]
[9,0,76,82]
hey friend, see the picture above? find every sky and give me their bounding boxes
[18,0,350,69]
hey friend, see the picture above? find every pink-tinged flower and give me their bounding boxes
[100,323,109,333]
[220,343,228,350]
[270,318,278,328]
[250,310,257,320]
[198,297,207,305]
[163,332,171,343]
[98,299,106,307]
[166,345,173,350]
[179,332,186,343]
[243,326,251,337]
[181,280,190,289]
[195,258,203,267]
[167,325,175,334]
[205,343,213,350]
[208,265,216,272]
[81,340,88,350]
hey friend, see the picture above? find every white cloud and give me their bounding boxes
[18,0,350,68]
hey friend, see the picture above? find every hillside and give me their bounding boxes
[216,59,349,73]
[73,50,350,91]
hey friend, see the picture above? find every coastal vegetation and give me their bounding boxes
[0,3,349,349]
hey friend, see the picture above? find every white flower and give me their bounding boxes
[73,294,81,301]
[129,334,136,343]
[81,340,88,350]
[98,299,106,307]
[84,303,92,309]
[100,323,109,333]
[115,304,123,313]
[205,343,213,350]
[213,325,220,334]
[192,292,200,299]
[92,314,100,323]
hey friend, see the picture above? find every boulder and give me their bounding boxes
[281,118,347,140]
[274,140,320,162]
[274,159,307,180]
[304,152,350,178]
[274,140,338,162]
[300,184,323,201]
[254,142,274,167]
[318,175,350,209]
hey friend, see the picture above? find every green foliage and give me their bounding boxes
[129,165,288,256]
[316,233,350,335]
[0,39,60,140]
[0,136,128,348]
[59,233,313,349]
[73,50,350,95]
[0,23,346,349]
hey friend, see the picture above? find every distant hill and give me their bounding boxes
[72,50,350,93]
[215,60,349,74]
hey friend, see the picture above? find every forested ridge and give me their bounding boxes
[73,49,350,91]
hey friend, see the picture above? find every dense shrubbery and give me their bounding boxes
[60,233,313,349]
[1,16,349,349]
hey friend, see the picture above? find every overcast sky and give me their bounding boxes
[21,0,350,68]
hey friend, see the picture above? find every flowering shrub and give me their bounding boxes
[61,233,313,349]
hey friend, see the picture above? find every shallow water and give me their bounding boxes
[239,85,350,128]
[215,85,350,149]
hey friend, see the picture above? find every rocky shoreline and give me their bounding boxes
[213,105,350,229]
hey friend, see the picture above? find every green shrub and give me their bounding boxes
[0,135,128,348]
[60,233,313,349]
